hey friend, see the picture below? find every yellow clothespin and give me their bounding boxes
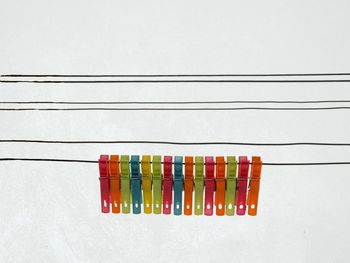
[141,155,152,214]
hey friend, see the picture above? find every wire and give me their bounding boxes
[262,162,350,166]
[0,158,96,163]
[1,106,350,111]
[1,139,350,146]
[2,72,349,83]
[0,157,350,166]
[2,106,350,111]
[1,79,350,83]
[1,100,350,105]
[2,72,350,77]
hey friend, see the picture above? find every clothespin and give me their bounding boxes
[204,156,215,216]
[98,155,110,213]
[109,155,121,213]
[184,156,194,215]
[247,156,262,216]
[141,155,152,214]
[194,156,204,215]
[173,156,183,215]
[215,156,226,216]
[163,156,173,214]
[152,155,162,214]
[225,156,237,216]
[236,156,250,215]
[131,155,142,214]
[120,155,131,214]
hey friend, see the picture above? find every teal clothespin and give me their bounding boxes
[173,156,183,215]
[131,155,142,214]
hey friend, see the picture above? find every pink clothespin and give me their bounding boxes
[99,155,110,213]
[236,156,250,215]
[163,156,173,214]
[204,156,215,216]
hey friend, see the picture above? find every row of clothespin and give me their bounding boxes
[98,155,262,216]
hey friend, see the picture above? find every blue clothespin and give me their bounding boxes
[174,156,183,215]
[131,155,142,214]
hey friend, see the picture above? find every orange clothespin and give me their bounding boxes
[215,156,226,216]
[109,155,121,213]
[247,156,262,216]
[184,156,194,215]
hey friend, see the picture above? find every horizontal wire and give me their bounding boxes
[1,79,350,83]
[1,158,350,166]
[2,72,350,77]
[1,140,350,146]
[1,106,350,111]
[0,158,96,163]
[1,99,350,105]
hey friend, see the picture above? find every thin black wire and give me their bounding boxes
[2,72,350,77]
[1,79,350,83]
[1,106,350,111]
[0,158,350,166]
[0,158,96,163]
[1,140,350,146]
[1,100,350,105]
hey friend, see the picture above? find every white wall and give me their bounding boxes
[0,1,350,262]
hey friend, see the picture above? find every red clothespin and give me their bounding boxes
[204,156,215,216]
[236,156,250,215]
[98,155,110,213]
[163,156,173,214]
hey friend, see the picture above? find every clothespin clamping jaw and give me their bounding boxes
[152,155,162,214]
[109,155,121,213]
[174,156,183,215]
[131,155,142,214]
[215,156,226,216]
[247,156,262,216]
[204,156,215,216]
[99,155,110,213]
[141,155,152,214]
[236,156,250,215]
[194,156,204,215]
[184,156,194,215]
[121,155,131,214]
[163,156,173,214]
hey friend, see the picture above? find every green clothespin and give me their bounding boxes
[194,156,204,215]
[121,155,131,214]
[225,156,237,216]
[152,155,162,214]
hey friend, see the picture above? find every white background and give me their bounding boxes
[1,1,350,262]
